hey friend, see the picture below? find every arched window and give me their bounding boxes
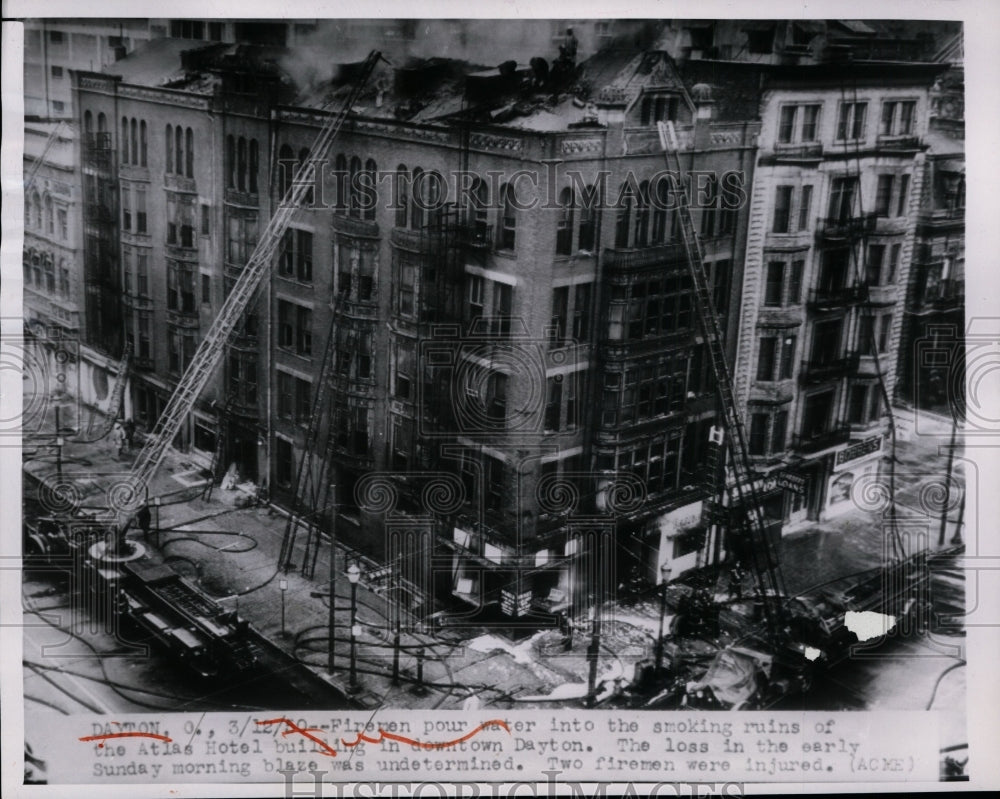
[349,156,362,218]
[410,168,425,229]
[166,124,174,173]
[121,117,129,163]
[174,126,183,177]
[578,183,597,251]
[44,195,54,234]
[84,111,93,135]
[363,158,377,221]
[249,139,259,194]
[298,148,313,205]
[395,164,408,228]
[634,181,650,248]
[237,137,247,191]
[185,128,194,178]
[131,119,139,168]
[556,186,574,256]
[97,113,107,133]
[226,135,235,188]
[425,171,445,228]
[498,182,516,250]
[615,183,633,248]
[334,154,348,211]
[140,120,148,166]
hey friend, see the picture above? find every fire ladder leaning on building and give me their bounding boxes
[77,343,132,443]
[657,121,789,637]
[112,51,384,534]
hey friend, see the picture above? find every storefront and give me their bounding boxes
[824,434,885,518]
[652,500,710,580]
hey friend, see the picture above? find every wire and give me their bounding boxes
[24,662,104,714]
[926,659,965,710]
[25,693,70,715]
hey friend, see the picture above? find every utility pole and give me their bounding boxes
[327,484,337,675]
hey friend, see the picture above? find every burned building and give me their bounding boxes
[72,33,761,620]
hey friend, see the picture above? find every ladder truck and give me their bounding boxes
[107,51,383,541]
[656,121,789,638]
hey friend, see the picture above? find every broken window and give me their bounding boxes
[227,209,258,264]
[166,260,196,314]
[275,437,294,487]
[827,177,858,222]
[280,228,313,282]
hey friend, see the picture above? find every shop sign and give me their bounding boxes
[834,435,883,470]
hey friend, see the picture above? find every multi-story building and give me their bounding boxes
[730,52,947,526]
[898,31,964,414]
[73,33,760,619]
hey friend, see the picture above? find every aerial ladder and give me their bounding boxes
[111,51,383,534]
[657,121,788,636]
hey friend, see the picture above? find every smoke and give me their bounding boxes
[279,19,664,95]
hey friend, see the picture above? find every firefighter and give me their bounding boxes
[136,503,152,542]
[728,562,745,600]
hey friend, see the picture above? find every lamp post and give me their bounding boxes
[654,563,672,674]
[279,578,288,637]
[347,560,361,693]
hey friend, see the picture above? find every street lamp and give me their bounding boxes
[346,560,361,693]
[655,563,673,674]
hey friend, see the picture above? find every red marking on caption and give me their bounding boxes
[256,718,511,757]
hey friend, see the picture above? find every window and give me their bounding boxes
[550,286,568,342]
[468,275,484,320]
[778,104,821,143]
[57,208,67,239]
[578,184,598,251]
[136,187,147,233]
[275,438,294,487]
[836,101,867,141]
[130,119,138,167]
[397,262,415,317]
[498,183,517,251]
[280,229,313,282]
[277,300,312,356]
[166,124,173,173]
[866,244,885,285]
[573,283,592,341]
[49,31,64,44]
[556,187,574,255]
[801,390,835,440]
[227,211,258,264]
[395,164,408,228]
[772,185,793,233]
[798,185,813,231]
[764,262,784,306]
[545,376,562,431]
[757,334,795,382]
[875,174,894,217]
[849,383,883,425]
[896,173,910,217]
[137,311,151,358]
[778,105,796,143]
[121,117,129,163]
[878,314,892,354]
[699,176,718,238]
[756,338,776,381]
[167,261,196,314]
[828,177,857,222]
[788,260,804,304]
[362,158,377,221]
[880,100,916,136]
[201,274,211,304]
[750,413,768,456]
[492,282,512,337]
[887,244,901,284]
[168,327,196,375]
[136,252,149,297]
[185,128,194,178]
[201,204,210,236]
[140,120,147,166]
[121,185,132,231]
[394,338,415,399]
